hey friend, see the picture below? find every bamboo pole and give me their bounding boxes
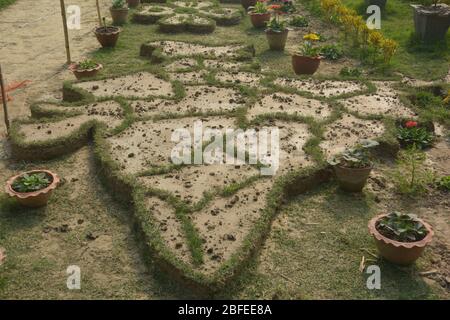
[96,0,102,25]
[0,64,10,134]
[60,0,71,64]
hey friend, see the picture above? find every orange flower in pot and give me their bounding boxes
[5,170,60,208]
[248,1,271,28]
[292,33,322,75]
[368,212,433,265]
[265,6,289,51]
[328,139,379,192]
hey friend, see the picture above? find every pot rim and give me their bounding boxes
[292,53,322,60]
[110,6,129,12]
[249,12,271,16]
[335,163,373,171]
[265,28,289,34]
[368,213,434,249]
[69,63,103,73]
[93,26,122,35]
[5,170,60,199]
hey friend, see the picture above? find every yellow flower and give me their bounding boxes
[368,31,383,47]
[304,33,320,41]
[443,90,450,104]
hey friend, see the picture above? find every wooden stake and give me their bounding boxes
[0,64,10,134]
[96,0,102,26]
[60,0,71,64]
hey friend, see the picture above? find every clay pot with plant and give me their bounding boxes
[248,1,271,28]
[5,170,60,208]
[292,33,322,75]
[265,6,289,51]
[411,0,450,43]
[242,0,257,11]
[110,0,129,25]
[127,0,140,8]
[94,18,122,48]
[368,212,433,265]
[328,139,379,192]
[69,60,103,80]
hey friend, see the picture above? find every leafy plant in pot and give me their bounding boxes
[69,60,103,80]
[94,17,122,48]
[328,139,379,192]
[248,1,271,28]
[368,212,433,265]
[5,170,60,208]
[397,120,434,149]
[265,5,289,51]
[110,0,129,25]
[410,0,450,43]
[292,33,322,75]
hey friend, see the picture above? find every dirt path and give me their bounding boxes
[0,0,110,135]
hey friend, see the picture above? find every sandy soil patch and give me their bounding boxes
[341,81,416,118]
[18,101,124,142]
[427,140,450,176]
[144,197,192,265]
[215,71,261,87]
[107,116,236,174]
[165,58,198,71]
[34,101,124,118]
[274,78,365,98]
[74,72,174,98]
[193,179,273,274]
[173,1,214,9]
[130,85,246,118]
[320,114,385,158]
[145,40,248,59]
[247,92,333,121]
[203,60,244,71]
[168,71,207,84]
[138,164,259,205]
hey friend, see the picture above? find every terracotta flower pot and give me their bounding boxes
[249,12,271,28]
[292,54,321,75]
[333,164,372,192]
[127,0,140,8]
[368,214,434,265]
[411,4,450,43]
[242,0,257,11]
[265,29,289,51]
[94,26,121,48]
[5,170,60,208]
[110,7,129,25]
[69,63,103,80]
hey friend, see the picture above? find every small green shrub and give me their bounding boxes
[436,175,450,191]
[111,0,126,9]
[77,60,98,70]
[414,92,442,108]
[289,15,309,27]
[391,147,434,195]
[339,67,362,77]
[328,139,379,168]
[376,212,428,243]
[12,172,52,193]
[319,44,343,60]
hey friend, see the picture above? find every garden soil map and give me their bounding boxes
[0,0,449,299]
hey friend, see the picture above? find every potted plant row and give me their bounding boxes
[292,33,322,75]
[368,212,433,265]
[5,170,60,208]
[328,139,379,192]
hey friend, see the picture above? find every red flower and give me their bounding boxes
[269,4,282,10]
[405,120,418,128]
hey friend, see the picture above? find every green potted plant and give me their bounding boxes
[410,0,450,43]
[292,33,322,75]
[127,0,140,8]
[265,5,289,51]
[242,0,257,11]
[328,139,379,192]
[94,17,122,48]
[368,212,433,265]
[110,0,129,25]
[5,170,60,208]
[397,120,434,149]
[69,60,103,80]
[248,1,271,28]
